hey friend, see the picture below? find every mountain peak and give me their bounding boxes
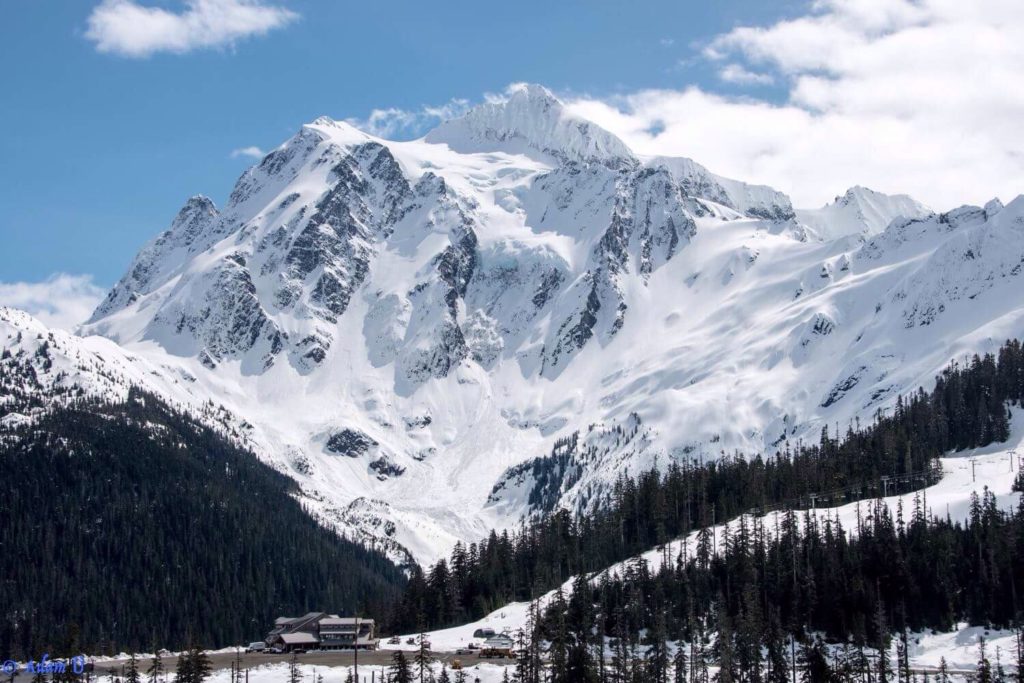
[505,82,560,105]
[303,115,372,145]
[797,186,932,240]
[178,194,216,213]
[425,83,635,168]
[170,195,219,236]
[984,197,1004,218]
[835,185,874,205]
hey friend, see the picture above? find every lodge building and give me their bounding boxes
[265,612,377,651]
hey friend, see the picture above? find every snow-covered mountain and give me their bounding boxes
[31,83,1020,564]
[796,185,932,241]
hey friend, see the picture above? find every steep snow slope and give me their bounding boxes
[488,197,1024,517]
[74,85,1024,564]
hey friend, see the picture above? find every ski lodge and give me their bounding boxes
[265,613,377,651]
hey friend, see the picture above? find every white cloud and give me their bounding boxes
[349,99,472,139]
[230,145,265,159]
[85,0,298,58]
[566,0,1024,209]
[718,63,774,86]
[0,274,106,331]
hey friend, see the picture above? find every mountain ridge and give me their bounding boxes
[17,84,1021,564]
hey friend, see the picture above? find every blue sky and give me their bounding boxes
[1,0,1021,328]
[0,0,791,288]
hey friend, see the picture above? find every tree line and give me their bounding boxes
[489,480,1024,683]
[0,387,405,659]
[389,340,1024,633]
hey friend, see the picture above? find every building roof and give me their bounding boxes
[271,612,328,633]
[279,633,320,645]
[320,617,374,627]
[483,634,514,647]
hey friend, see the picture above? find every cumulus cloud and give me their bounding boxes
[718,63,773,86]
[85,0,298,57]
[230,145,265,159]
[566,0,1024,209]
[348,98,472,140]
[0,274,106,331]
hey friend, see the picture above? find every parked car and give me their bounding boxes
[467,643,479,650]
[245,642,266,653]
[455,648,473,655]
[268,647,284,654]
[292,648,307,654]
[405,637,416,645]
[388,636,401,645]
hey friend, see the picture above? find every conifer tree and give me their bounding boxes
[414,635,434,683]
[647,610,670,683]
[977,637,993,683]
[568,574,598,682]
[995,646,1007,683]
[686,614,710,683]
[1015,625,1023,683]
[713,607,736,683]
[125,653,140,683]
[672,641,687,683]
[765,619,790,683]
[175,651,192,683]
[798,638,832,683]
[521,599,544,683]
[146,649,164,683]
[515,628,532,683]
[389,651,412,683]
[897,631,911,683]
[694,632,711,683]
[874,600,892,683]
[611,614,632,683]
[187,648,210,683]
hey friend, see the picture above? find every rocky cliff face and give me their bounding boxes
[67,84,1024,564]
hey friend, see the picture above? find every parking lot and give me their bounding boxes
[91,648,513,675]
